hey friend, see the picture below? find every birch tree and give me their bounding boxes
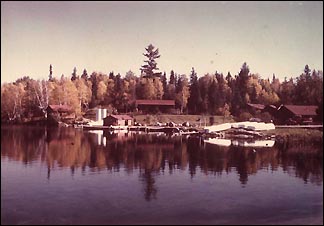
[34,79,49,118]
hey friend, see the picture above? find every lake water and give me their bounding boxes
[1,126,323,225]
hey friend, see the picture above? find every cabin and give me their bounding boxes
[47,104,75,125]
[103,114,134,126]
[263,105,278,116]
[276,105,318,124]
[47,105,74,119]
[135,99,175,113]
[247,103,278,119]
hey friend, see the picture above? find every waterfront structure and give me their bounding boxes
[103,114,134,126]
[247,103,277,117]
[47,104,74,125]
[276,105,318,124]
[135,99,175,113]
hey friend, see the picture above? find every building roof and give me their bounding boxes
[135,99,175,106]
[265,105,277,109]
[48,104,73,112]
[247,103,265,110]
[106,114,133,120]
[279,105,318,116]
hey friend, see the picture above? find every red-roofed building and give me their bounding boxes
[276,105,318,124]
[103,114,134,126]
[247,103,278,118]
[247,103,265,111]
[47,104,75,125]
[47,105,73,113]
[135,99,175,113]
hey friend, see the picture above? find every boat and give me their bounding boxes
[204,123,232,133]
[230,121,275,131]
[204,121,275,133]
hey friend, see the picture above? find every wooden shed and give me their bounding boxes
[103,114,134,126]
[276,105,318,124]
[135,99,175,113]
[47,104,75,125]
[247,103,278,117]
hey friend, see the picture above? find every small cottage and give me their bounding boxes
[135,99,175,113]
[276,105,318,124]
[47,104,74,119]
[103,114,133,126]
[47,104,75,125]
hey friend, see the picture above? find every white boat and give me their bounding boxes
[204,121,275,132]
[230,121,275,131]
[204,123,232,133]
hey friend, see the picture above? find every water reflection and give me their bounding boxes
[1,126,323,201]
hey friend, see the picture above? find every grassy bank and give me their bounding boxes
[133,114,235,126]
[264,128,323,144]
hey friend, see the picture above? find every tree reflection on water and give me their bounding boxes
[1,126,322,201]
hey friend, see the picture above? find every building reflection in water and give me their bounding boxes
[1,126,323,200]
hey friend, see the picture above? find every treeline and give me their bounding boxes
[1,44,323,123]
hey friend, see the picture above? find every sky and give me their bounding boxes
[1,1,323,83]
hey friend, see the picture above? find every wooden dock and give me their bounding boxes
[81,124,200,134]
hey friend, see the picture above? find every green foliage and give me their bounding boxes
[71,67,78,81]
[49,64,53,81]
[81,69,88,80]
[238,111,253,122]
[1,41,323,125]
[175,74,190,113]
[316,99,323,122]
[187,67,202,114]
[140,44,161,79]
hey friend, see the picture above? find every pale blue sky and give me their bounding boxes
[1,1,323,83]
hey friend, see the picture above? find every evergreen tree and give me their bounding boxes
[187,67,202,114]
[231,62,250,115]
[140,44,162,79]
[169,70,176,85]
[109,71,115,80]
[161,71,167,99]
[71,67,78,81]
[279,77,295,104]
[208,79,218,114]
[304,64,311,77]
[81,69,88,80]
[226,71,232,85]
[89,72,99,107]
[49,64,53,81]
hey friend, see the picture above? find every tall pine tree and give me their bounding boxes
[140,44,162,79]
[187,67,202,114]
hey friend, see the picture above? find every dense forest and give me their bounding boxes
[1,44,323,123]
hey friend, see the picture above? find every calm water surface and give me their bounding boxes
[1,126,323,225]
